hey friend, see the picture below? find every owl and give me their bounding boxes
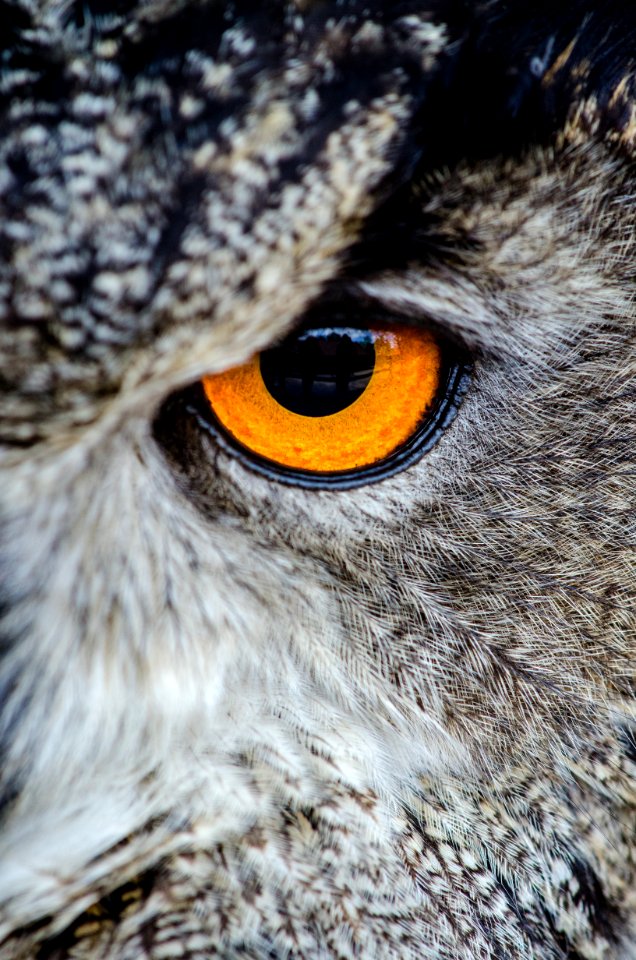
[0,1,635,957]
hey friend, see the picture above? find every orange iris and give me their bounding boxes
[202,324,443,474]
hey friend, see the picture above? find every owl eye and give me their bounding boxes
[197,321,468,488]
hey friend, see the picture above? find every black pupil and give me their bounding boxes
[260,327,376,417]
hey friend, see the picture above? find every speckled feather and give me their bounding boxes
[0,2,635,958]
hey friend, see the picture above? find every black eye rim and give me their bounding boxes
[187,334,472,491]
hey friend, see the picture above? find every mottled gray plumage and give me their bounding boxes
[0,1,635,958]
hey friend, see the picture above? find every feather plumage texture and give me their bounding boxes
[0,1,635,957]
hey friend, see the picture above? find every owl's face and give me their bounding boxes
[1,2,635,957]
